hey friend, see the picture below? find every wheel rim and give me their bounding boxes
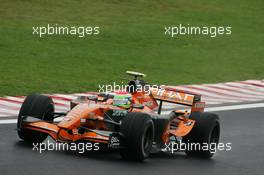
[209,123,220,153]
[142,125,153,154]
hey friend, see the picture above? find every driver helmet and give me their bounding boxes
[113,92,132,109]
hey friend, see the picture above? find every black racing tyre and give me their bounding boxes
[182,112,220,158]
[17,94,54,143]
[120,112,154,161]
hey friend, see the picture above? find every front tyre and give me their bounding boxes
[17,94,54,143]
[120,112,154,161]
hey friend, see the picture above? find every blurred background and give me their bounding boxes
[0,0,263,96]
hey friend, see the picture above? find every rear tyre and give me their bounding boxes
[17,94,54,143]
[120,112,154,161]
[182,112,220,158]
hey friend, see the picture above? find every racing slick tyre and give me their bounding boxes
[17,94,54,143]
[120,112,154,161]
[182,112,220,158]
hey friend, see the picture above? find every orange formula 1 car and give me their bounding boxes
[17,71,220,161]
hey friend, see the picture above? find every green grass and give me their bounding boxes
[0,0,263,96]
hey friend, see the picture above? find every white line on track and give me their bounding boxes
[0,119,17,124]
[0,103,263,124]
[204,103,264,112]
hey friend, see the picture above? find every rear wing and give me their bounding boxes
[150,86,205,113]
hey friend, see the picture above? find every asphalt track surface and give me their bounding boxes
[0,108,263,175]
